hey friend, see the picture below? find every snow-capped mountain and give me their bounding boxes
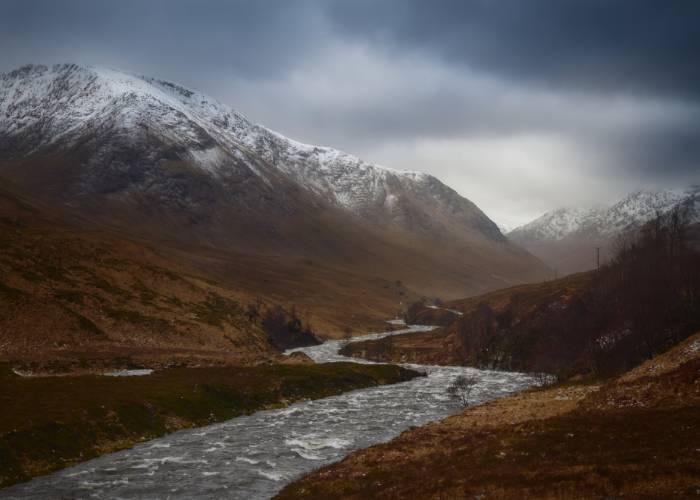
[508,207,605,243]
[509,188,700,274]
[0,64,499,239]
[510,189,698,243]
[0,63,547,297]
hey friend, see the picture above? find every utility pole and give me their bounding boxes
[596,247,600,271]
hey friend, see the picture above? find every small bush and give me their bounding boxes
[261,305,320,350]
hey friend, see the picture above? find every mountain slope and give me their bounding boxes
[0,63,548,321]
[509,188,700,274]
[0,182,281,370]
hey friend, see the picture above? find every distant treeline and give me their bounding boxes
[448,207,700,379]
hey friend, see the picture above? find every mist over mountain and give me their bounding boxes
[509,187,700,274]
[0,63,548,305]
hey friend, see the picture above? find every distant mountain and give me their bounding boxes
[509,188,700,274]
[508,207,606,243]
[0,64,548,327]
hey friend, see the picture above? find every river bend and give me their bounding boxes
[0,324,536,499]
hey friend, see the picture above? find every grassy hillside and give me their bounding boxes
[0,179,419,358]
[0,186,292,370]
[0,182,422,371]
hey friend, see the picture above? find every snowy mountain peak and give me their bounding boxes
[509,187,700,244]
[0,63,501,240]
[508,206,603,242]
[600,188,690,235]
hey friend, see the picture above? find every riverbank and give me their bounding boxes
[278,331,700,499]
[0,361,420,489]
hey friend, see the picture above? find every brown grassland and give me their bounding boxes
[0,182,414,372]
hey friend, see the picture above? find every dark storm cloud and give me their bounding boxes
[1,0,698,225]
[326,0,700,100]
[0,0,326,80]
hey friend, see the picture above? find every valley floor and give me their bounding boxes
[0,362,419,489]
[278,332,700,499]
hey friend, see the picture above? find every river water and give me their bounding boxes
[0,324,536,499]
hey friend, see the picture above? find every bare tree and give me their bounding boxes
[446,375,479,407]
[534,372,557,387]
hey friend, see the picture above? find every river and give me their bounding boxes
[0,323,536,499]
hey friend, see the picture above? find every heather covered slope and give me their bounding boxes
[0,183,287,370]
[0,178,419,359]
[279,331,700,499]
[0,64,549,305]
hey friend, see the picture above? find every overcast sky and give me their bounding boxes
[2,0,699,227]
